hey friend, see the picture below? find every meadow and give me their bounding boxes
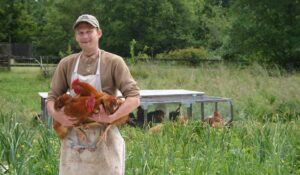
[0,63,299,175]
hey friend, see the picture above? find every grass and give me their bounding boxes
[0,67,51,123]
[0,112,59,174]
[0,63,299,174]
[130,62,300,121]
[123,120,299,174]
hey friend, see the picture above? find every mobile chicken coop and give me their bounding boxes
[38,89,233,125]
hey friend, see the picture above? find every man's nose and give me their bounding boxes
[81,32,90,38]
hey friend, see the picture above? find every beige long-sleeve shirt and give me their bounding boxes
[47,49,140,102]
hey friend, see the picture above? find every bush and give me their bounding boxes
[156,47,210,64]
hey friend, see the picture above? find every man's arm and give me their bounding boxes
[109,96,140,122]
[89,96,140,124]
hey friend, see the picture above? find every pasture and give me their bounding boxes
[0,63,299,174]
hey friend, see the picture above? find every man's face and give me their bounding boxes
[75,22,102,52]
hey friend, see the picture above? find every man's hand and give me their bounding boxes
[52,107,78,127]
[89,105,112,124]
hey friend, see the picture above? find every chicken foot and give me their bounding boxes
[74,127,90,144]
[100,124,112,143]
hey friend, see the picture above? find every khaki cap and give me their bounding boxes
[73,14,100,29]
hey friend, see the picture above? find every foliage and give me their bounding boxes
[99,0,198,56]
[192,0,230,51]
[0,0,37,43]
[0,0,299,67]
[156,47,210,64]
[129,39,137,65]
[224,0,300,66]
[58,44,73,58]
[0,0,219,57]
[0,112,59,174]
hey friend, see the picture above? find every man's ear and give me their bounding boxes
[97,29,102,38]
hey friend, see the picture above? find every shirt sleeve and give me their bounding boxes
[47,58,70,102]
[112,56,140,98]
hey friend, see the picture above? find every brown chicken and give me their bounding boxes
[53,93,97,139]
[71,79,129,141]
[72,79,99,96]
[204,111,225,128]
[148,123,163,134]
[72,79,123,114]
[178,111,188,125]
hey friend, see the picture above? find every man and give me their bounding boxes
[47,14,140,175]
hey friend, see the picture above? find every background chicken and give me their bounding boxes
[204,111,225,128]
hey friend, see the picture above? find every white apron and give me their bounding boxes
[59,50,125,175]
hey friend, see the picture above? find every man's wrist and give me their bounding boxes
[108,114,116,124]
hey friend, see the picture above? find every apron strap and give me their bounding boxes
[96,50,101,75]
[70,50,102,92]
[73,53,81,73]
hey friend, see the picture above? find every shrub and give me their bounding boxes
[156,47,210,64]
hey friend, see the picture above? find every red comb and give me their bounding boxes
[72,79,81,94]
[72,79,80,88]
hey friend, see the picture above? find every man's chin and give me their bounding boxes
[80,43,89,47]
[80,46,98,54]
[80,44,92,50]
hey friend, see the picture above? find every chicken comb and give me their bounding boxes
[72,78,81,95]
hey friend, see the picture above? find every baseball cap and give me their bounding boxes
[73,14,100,29]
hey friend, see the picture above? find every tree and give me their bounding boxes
[192,0,230,52]
[100,0,197,56]
[33,0,199,56]
[225,0,300,66]
[34,0,104,55]
[0,0,233,58]
[0,0,37,43]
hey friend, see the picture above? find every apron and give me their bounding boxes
[59,50,125,175]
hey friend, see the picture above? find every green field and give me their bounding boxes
[0,63,299,174]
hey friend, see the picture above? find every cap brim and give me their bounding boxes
[73,20,98,29]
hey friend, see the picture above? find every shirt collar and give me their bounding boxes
[81,51,99,64]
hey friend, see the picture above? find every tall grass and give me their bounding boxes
[0,63,299,174]
[0,112,59,174]
[123,119,299,175]
[130,62,300,121]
